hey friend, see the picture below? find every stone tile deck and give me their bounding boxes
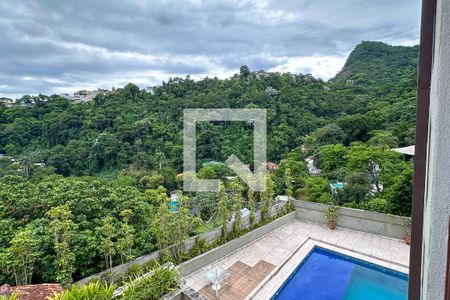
[199,260,275,299]
[184,220,410,300]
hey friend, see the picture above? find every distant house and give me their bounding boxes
[73,90,88,103]
[143,86,155,94]
[305,157,322,175]
[0,97,14,107]
[330,180,344,195]
[201,159,225,167]
[392,145,415,161]
[59,93,72,100]
[73,90,98,103]
[60,89,110,102]
[0,283,63,300]
[169,190,179,211]
[265,86,278,96]
[276,195,289,202]
[266,162,279,171]
[231,208,250,222]
[169,190,179,202]
[34,162,46,168]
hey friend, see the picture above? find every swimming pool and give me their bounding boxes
[272,246,408,300]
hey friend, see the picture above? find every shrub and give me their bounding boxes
[120,266,178,300]
[97,271,114,284]
[127,264,144,278]
[0,293,19,300]
[359,197,391,214]
[48,282,116,300]
[159,249,174,265]
[115,273,129,286]
[324,205,339,222]
[142,259,160,272]
[188,238,210,258]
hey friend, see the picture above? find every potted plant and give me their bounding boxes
[402,218,412,245]
[324,205,339,230]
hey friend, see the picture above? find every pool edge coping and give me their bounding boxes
[248,238,410,299]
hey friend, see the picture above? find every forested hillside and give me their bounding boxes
[0,42,418,176]
[0,41,418,286]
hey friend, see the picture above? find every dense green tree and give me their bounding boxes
[301,177,332,203]
[117,209,134,264]
[305,124,344,150]
[345,145,399,192]
[216,183,230,239]
[46,205,76,286]
[274,150,307,195]
[335,172,371,205]
[0,227,39,285]
[151,196,201,263]
[0,158,19,177]
[284,168,293,209]
[247,189,256,225]
[143,186,168,206]
[367,130,399,149]
[139,174,164,190]
[260,176,275,220]
[337,113,379,144]
[97,216,117,270]
[387,168,413,216]
[240,65,251,79]
[229,180,244,233]
[316,144,348,172]
[190,192,218,224]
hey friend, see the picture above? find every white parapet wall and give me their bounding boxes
[292,199,410,239]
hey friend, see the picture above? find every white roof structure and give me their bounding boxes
[305,157,322,175]
[392,145,415,156]
[276,195,288,202]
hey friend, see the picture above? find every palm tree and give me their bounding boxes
[155,151,166,169]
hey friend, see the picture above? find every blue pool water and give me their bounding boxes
[272,247,408,300]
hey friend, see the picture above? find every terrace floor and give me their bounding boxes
[184,220,410,300]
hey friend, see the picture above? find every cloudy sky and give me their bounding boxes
[0,0,421,98]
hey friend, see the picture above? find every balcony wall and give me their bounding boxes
[292,199,410,239]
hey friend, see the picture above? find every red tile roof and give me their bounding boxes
[266,162,279,170]
[0,284,64,300]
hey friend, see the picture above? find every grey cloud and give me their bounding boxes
[0,0,420,97]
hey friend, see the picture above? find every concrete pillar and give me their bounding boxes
[421,0,450,298]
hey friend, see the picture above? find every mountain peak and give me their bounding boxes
[332,41,419,87]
